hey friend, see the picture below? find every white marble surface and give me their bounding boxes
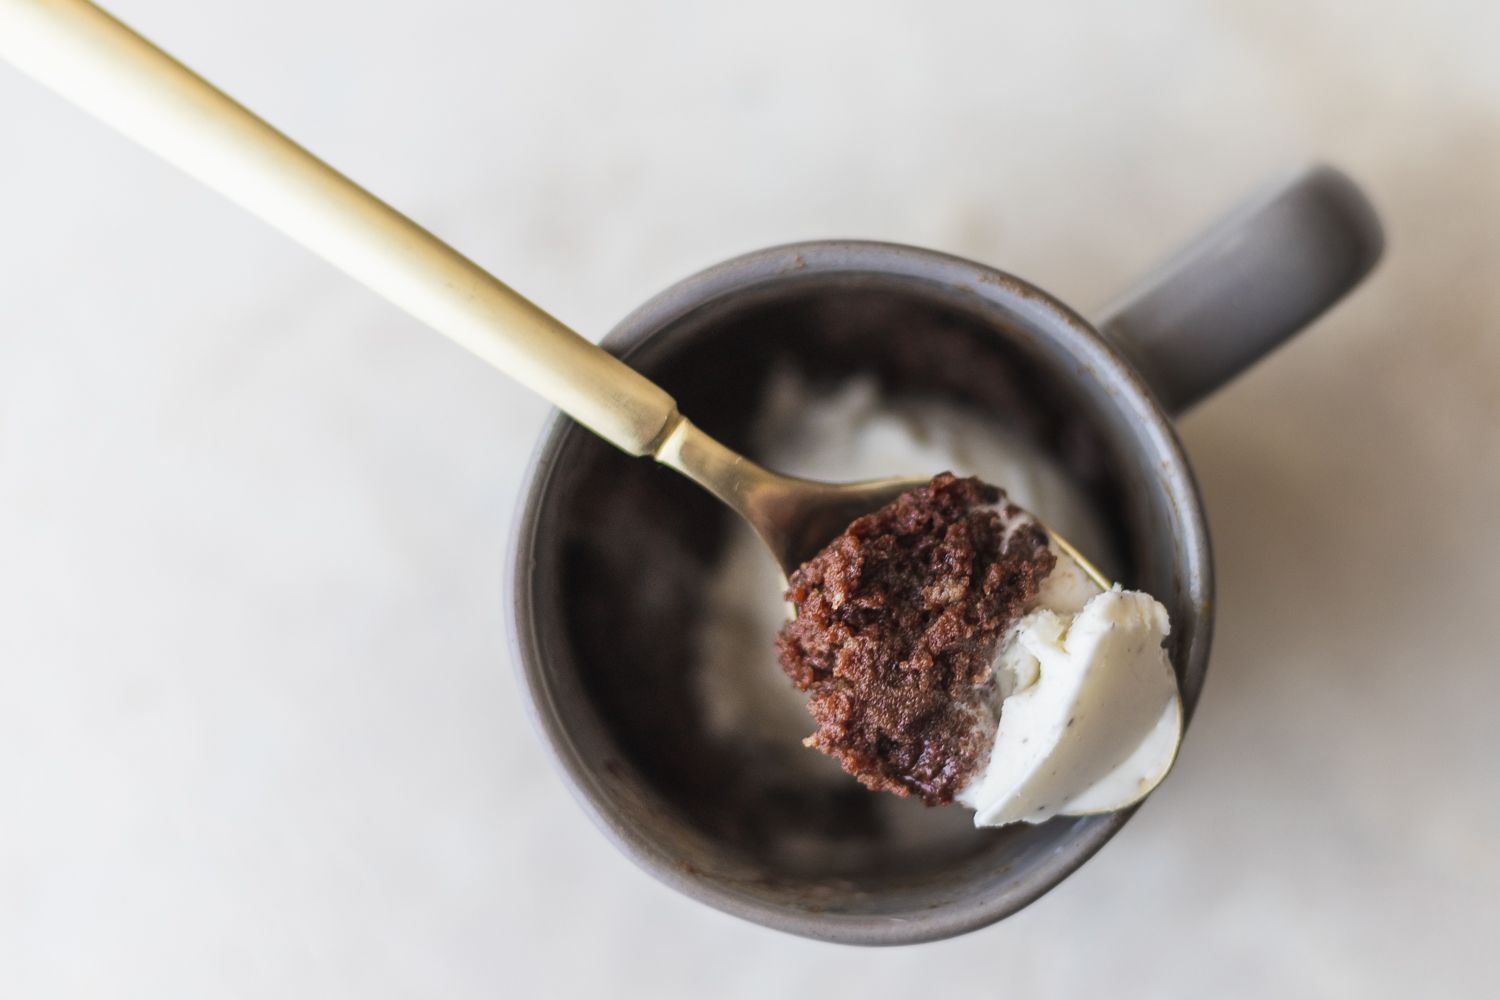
[3,1,1498,996]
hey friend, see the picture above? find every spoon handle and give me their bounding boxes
[0,0,681,456]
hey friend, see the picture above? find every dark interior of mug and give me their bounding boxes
[518,272,1190,936]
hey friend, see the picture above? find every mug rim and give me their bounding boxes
[507,239,1213,945]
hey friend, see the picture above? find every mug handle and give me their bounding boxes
[1094,165,1383,415]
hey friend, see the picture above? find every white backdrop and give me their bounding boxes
[2,1,1497,996]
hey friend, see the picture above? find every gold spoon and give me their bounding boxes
[0,0,1111,586]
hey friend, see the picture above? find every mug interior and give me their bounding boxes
[512,250,1207,943]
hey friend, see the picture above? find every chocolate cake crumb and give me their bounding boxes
[775,473,1055,804]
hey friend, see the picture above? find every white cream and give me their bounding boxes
[956,545,1181,826]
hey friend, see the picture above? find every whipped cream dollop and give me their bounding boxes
[955,543,1181,826]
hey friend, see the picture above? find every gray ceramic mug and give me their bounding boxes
[508,165,1382,945]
